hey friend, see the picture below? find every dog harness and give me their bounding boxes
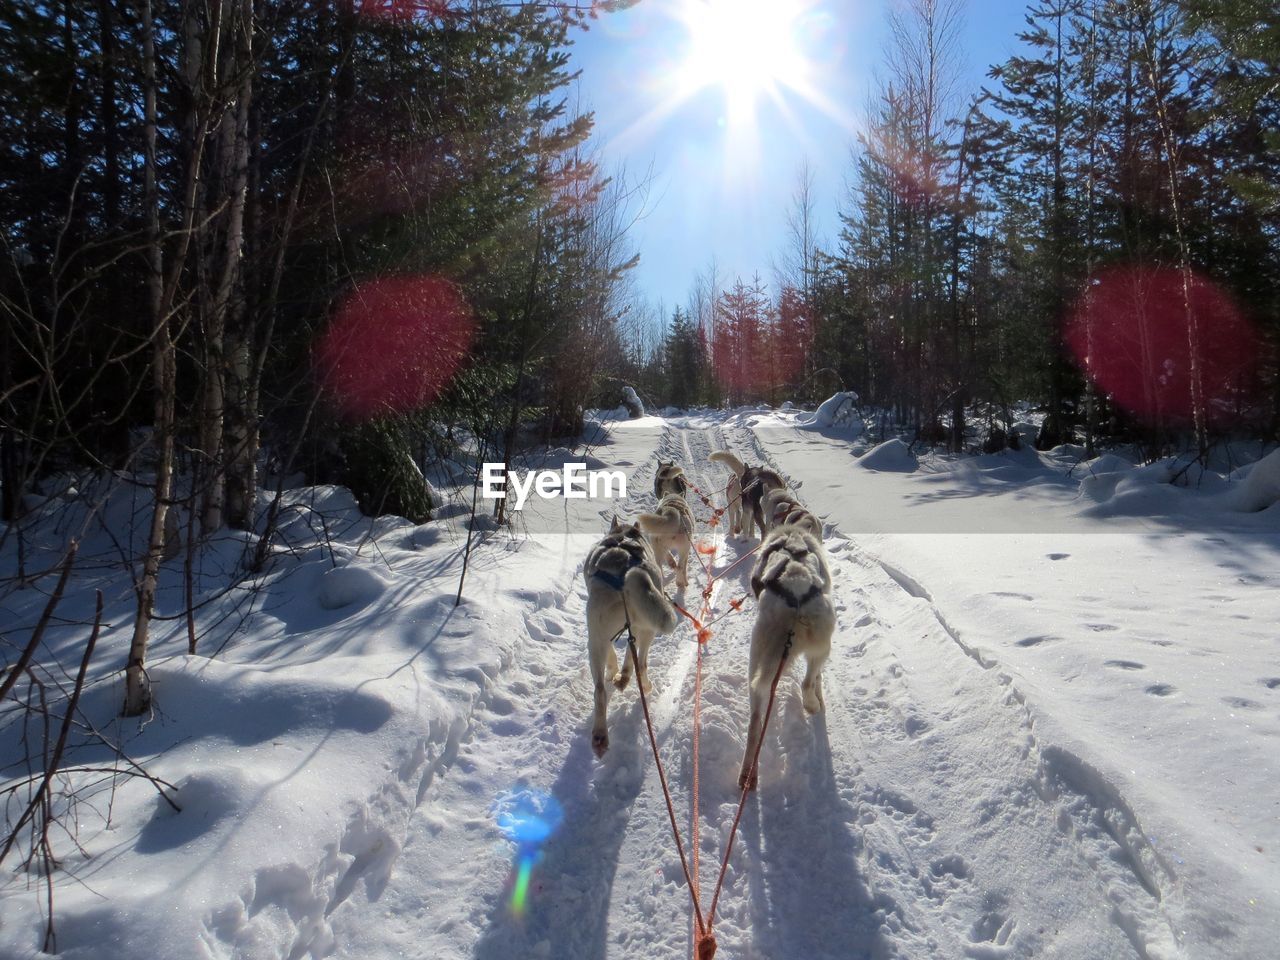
[590,529,649,592]
[751,534,825,608]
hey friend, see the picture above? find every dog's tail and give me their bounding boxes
[637,510,681,536]
[624,567,678,635]
[710,450,746,479]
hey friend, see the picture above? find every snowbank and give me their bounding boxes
[803,391,863,433]
[1225,447,1280,513]
[620,385,644,418]
[857,438,917,472]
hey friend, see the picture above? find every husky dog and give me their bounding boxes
[638,494,697,589]
[723,471,744,534]
[653,461,688,499]
[762,487,823,538]
[738,525,835,790]
[709,451,786,541]
[584,517,678,757]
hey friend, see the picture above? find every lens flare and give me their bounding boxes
[491,788,564,917]
[314,275,474,421]
[1065,266,1260,426]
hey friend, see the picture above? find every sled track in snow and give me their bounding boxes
[287,418,1183,960]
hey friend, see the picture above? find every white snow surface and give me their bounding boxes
[1,410,1277,960]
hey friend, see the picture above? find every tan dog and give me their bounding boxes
[584,518,678,757]
[638,494,697,589]
[739,525,835,790]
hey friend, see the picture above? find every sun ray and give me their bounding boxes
[672,0,818,131]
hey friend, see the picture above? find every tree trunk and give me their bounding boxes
[125,0,167,718]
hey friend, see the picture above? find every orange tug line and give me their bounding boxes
[637,479,779,960]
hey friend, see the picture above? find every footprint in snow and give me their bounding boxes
[989,591,1034,601]
[1104,659,1145,671]
[1016,635,1058,648]
[904,715,930,739]
[1086,622,1120,632]
[487,694,516,716]
[1046,553,1070,561]
[1223,696,1261,710]
[968,910,1017,956]
[1261,678,1280,690]
[1144,683,1176,697]
[932,854,971,880]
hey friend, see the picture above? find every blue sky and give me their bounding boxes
[568,0,1034,315]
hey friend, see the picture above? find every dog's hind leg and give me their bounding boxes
[588,616,614,756]
[586,601,619,757]
[800,649,828,714]
[738,622,787,790]
[675,541,689,589]
[800,614,835,714]
[632,631,655,694]
[613,638,631,689]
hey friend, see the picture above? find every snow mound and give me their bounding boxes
[1077,454,1138,502]
[857,439,917,472]
[1081,453,1135,477]
[317,564,390,610]
[137,768,260,854]
[804,391,863,433]
[1011,421,1040,447]
[1225,448,1280,513]
[621,385,644,418]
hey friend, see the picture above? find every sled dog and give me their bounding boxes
[762,487,823,538]
[739,525,836,790]
[584,517,678,757]
[709,451,786,540]
[653,461,688,499]
[638,494,697,589]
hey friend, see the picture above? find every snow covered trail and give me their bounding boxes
[330,418,1167,959]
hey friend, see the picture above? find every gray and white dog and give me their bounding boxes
[738,524,835,790]
[653,460,689,499]
[762,486,823,539]
[584,517,678,757]
[641,461,696,589]
[709,451,786,541]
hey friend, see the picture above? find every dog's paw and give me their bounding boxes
[803,692,823,714]
[592,731,609,757]
[639,676,652,695]
[612,672,631,690]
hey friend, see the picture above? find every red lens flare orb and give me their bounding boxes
[315,275,474,421]
[1065,266,1258,426]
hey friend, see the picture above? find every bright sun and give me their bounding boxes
[676,0,810,122]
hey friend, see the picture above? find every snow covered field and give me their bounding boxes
[2,410,1278,959]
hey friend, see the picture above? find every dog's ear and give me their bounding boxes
[609,514,621,533]
[671,465,685,477]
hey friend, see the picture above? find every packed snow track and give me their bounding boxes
[325,418,1183,960]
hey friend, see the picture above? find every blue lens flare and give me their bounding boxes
[491,788,564,916]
